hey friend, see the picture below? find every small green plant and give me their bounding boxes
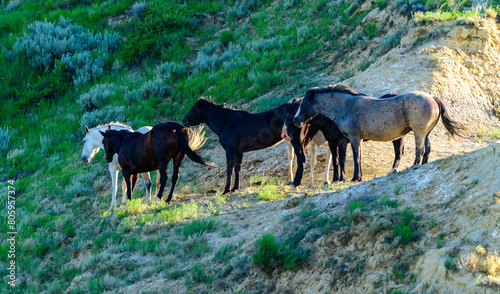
[219,30,235,46]
[379,194,398,208]
[181,218,218,239]
[393,184,403,195]
[445,256,458,271]
[358,59,373,71]
[436,231,445,248]
[190,263,213,285]
[362,23,379,39]
[376,0,388,9]
[252,233,308,270]
[258,185,286,201]
[214,243,237,263]
[392,208,419,245]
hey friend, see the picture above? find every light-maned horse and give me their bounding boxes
[293,84,466,182]
[81,122,159,211]
[100,122,216,203]
[182,98,289,194]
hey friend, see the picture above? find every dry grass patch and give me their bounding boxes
[459,245,500,288]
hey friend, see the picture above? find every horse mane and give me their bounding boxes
[197,98,240,111]
[92,121,132,130]
[305,84,366,97]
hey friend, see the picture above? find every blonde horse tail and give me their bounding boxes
[186,125,207,151]
[434,96,468,139]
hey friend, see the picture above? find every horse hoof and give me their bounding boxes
[307,184,315,189]
[290,186,298,192]
[287,181,293,186]
[323,182,330,186]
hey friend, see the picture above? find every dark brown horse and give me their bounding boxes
[100,122,216,203]
[182,98,289,194]
[282,95,405,185]
[293,84,466,182]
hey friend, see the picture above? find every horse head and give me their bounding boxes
[281,99,301,140]
[99,128,128,163]
[293,90,318,128]
[182,99,208,127]
[81,126,102,164]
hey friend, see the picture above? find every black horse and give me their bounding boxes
[283,94,406,184]
[182,98,290,194]
[100,122,216,203]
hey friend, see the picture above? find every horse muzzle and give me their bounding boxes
[104,155,113,163]
[281,126,291,141]
[182,118,191,127]
[293,117,303,128]
[81,155,90,164]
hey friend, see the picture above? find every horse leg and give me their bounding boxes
[391,136,405,172]
[223,150,236,194]
[108,164,120,211]
[324,146,332,186]
[288,143,295,184]
[129,173,139,200]
[121,179,127,206]
[155,170,160,197]
[309,143,317,188]
[413,134,426,166]
[328,141,338,183]
[141,172,152,204]
[422,136,431,164]
[291,141,305,187]
[231,153,243,192]
[165,158,182,203]
[157,163,169,202]
[349,136,363,182]
[122,170,133,203]
[338,139,348,182]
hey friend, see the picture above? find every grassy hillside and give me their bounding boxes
[0,0,499,293]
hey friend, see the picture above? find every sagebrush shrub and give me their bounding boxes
[0,126,10,151]
[13,16,120,69]
[247,36,287,52]
[12,16,120,87]
[140,77,171,98]
[77,83,116,111]
[156,61,187,80]
[80,106,126,129]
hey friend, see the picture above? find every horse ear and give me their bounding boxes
[108,125,112,130]
[85,126,89,134]
[99,130,107,137]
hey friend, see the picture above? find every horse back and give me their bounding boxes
[221,105,288,152]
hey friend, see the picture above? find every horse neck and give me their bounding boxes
[90,125,132,148]
[315,92,350,119]
[107,132,128,155]
[269,103,288,121]
[199,105,235,136]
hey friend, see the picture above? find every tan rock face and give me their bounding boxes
[350,19,500,134]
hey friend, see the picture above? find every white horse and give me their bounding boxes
[286,132,332,187]
[81,122,159,211]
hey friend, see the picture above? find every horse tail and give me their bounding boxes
[186,125,207,151]
[177,128,217,167]
[434,96,468,139]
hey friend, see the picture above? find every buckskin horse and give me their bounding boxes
[182,98,289,194]
[100,122,216,203]
[293,84,465,182]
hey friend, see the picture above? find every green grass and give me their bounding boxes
[258,185,287,201]
[252,233,308,271]
[392,208,420,245]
